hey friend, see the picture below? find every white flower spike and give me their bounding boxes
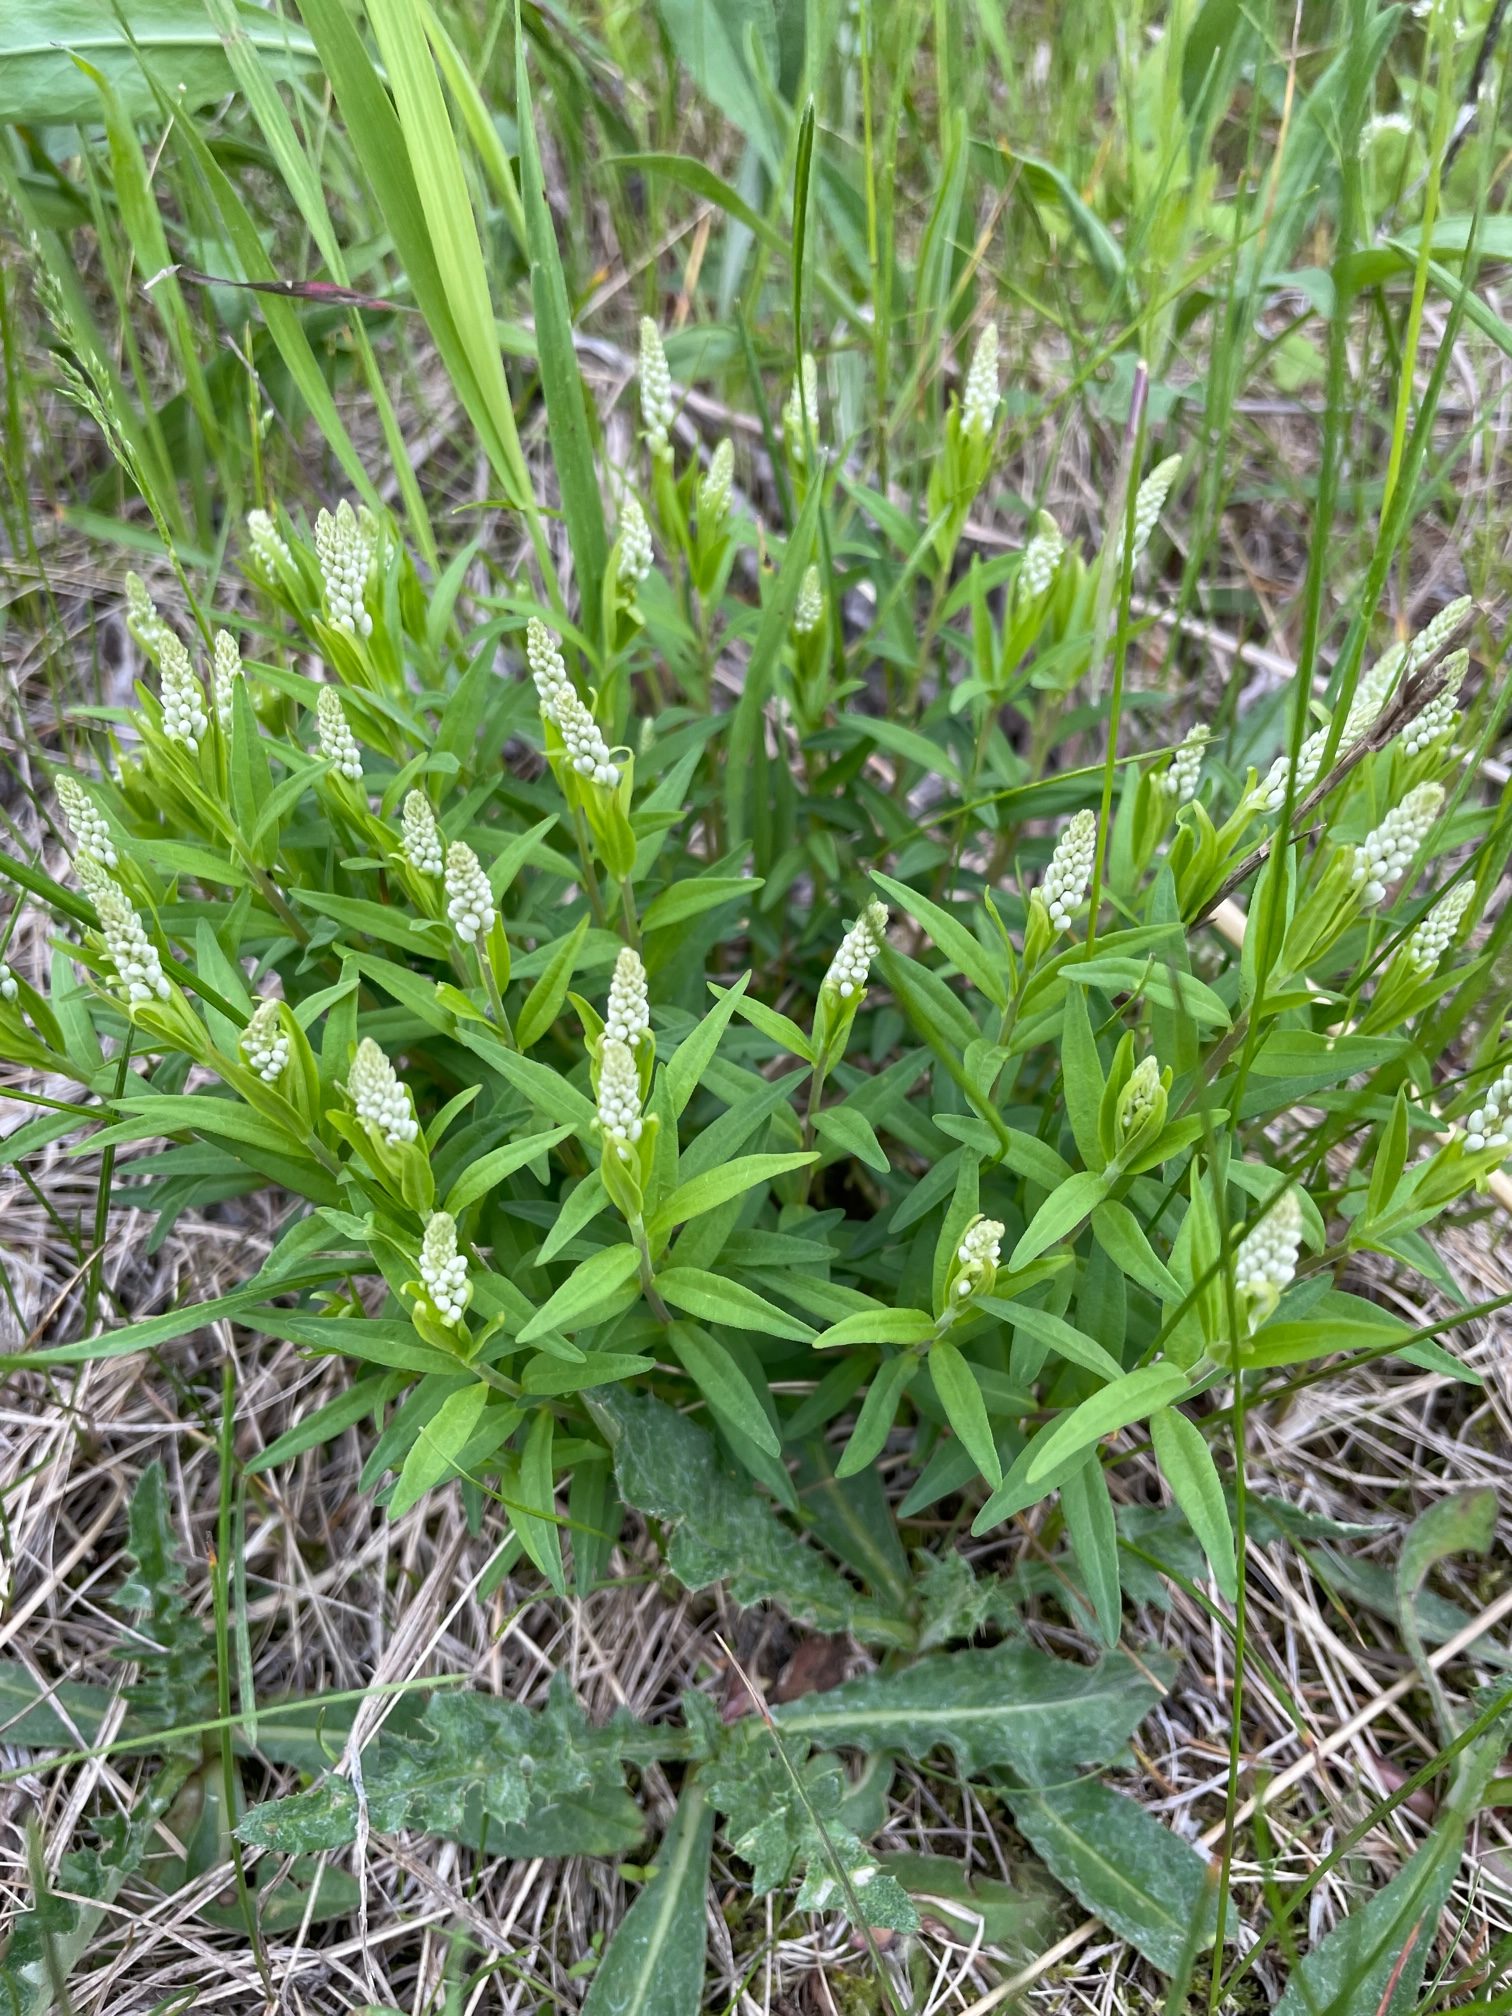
[418,1211,470,1327]
[597,1038,643,1158]
[401,791,444,878]
[55,773,116,868]
[246,508,293,583]
[315,499,374,637]
[0,964,17,1003]
[124,572,174,663]
[952,1214,1003,1299]
[95,877,170,1003]
[826,901,888,1000]
[1407,596,1472,672]
[1236,1188,1303,1328]
[317,686,363,782]
[349,1036,418,1146]
[157,633,208,754]
[605,946,650,1049]
[1018,514,1064,603]
[792,564,823,638]
[639,317,675,457]
[699,439,734,525]
[1353,783,1443,907]
[212,630,243,732]
[526,617,571,711]
[1039,809,1097,931]
[617,494,654,587]
[241,999,288,1084]
[527,618,620,789]
[1406,879,1473,975]
[783,354,820,460]
[961,324,1000,443]
[1160,723,1210,804]
[445,840,495,946]
[1464,1063,1512,1157]
[1401,649,1466,758]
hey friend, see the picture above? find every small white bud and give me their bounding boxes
[783,353,820,463]
[94,876,170,1003]
[699,439,734,525]
[1406,878,1473,975]
[55,773,117,868]
[445,840,495,946]
[1352,782,1443,908]
[1407,596,1472,672]
[617,494,654,587]
[1401,649,1466,758]
[1258,729,1329,815]
[792,564,823,637]
[246,508,293,583]
[604,946,650,1049]
[158,633,208,753]
[1039,809,1097,931]
[1018,513,1064,604]
[401,791,443,878]
[349,1036,418,1146]
[316,685,364,782]
[553,684,621,790]
[1158,723,1209,804]
[315,499,374,638]
[124,571,175,665]
[526,616,571,711]
[241,998,289,1084]
[639,316,675,456]
[825,900,888,1001]
[961,324,1000,443]
[212,630,244,732]
[1462,1062,1512,1157]
[597,1038,643,1158]
[418,1210,470,1326]
[0,963,17,1003]
[951,1214,1003,1298]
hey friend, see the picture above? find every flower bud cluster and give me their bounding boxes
[213,631,243,732]
[56,773,117,868]
[783,354,820,460]
[617,494,654,587]
[0,964,17,1003]
[96,877,170,1003]
[597,1039,643,1157]
[159,634,208,753]
[1401,650,1466,758]
[699,439,734,525]
[401,791,443,877]
[1159,724,1209,804]
[961,325,1000,443]
[1464,1063,1512,1157]
[826,901,888,1000]
[793,564,824,637]
[639,317,675,456]
[1235,1189,1302,1321]
[246,509,293,582]
[1117,1056,1162,1139]
[315,499,375,638]
[1406,879,1473,974]
[1039,809,1097,931]
[241,999,289,1083]
[1352,783,1443,907]
[124,572,175,663]
[951,1214,1003,1299]
[317,686,364,781]
[1018,514,1063,602]
[527,618,620,789]
[605,946,650,1049]
[419,1211,470,1326]
[444,841,495,945]
[350,1036,418,1146]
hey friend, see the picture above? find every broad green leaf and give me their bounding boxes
[443,1124,572,1216]
[642,877,758,934]
[1059,984,1106,1168]
[927,1340,1003,1487]
[648,1152,817,1243]
[518,1245,642,1341]
[720,985,817,1063]
[813,1104,889,1173]
[509,1408,567,1595]
[1059,1453,1121,1646]
[248,1371,402,1475]
[991,1302,1122,1382]
[813,1306,938,1352]
[390,1383,491,1516]
[870,871,1008,1009]
[666,1320,781,1455]
[581,1788,714,2016]
[1008,1779,1230,1973]
[1148,1407,1237,1601]
[455,1032,597,1128]
[774,1644,1163,1781]
[666,972,749,1116]
[835,1353,918,1478]
[1010,1169,1108,1269]
[657,1267,815,1343]
[1090,1199,1182,1300]
[515,914,590,1052]
[1027,1363,1189,1482]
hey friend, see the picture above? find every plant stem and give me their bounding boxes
[479,944,515,1046]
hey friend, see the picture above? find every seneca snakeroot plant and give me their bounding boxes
[699,437,734,524]
[1462,1062,1512,1156]
[157,633,208,753]
[961,323,1000,442]
[315,499,374,637]
[349,1036,418,1146]
[316,685,364,781]
[1038,808,1097,930]
[792,564,823,638]
[604,946,650,1049]
[638,315,675,457]
[241,999,288,1084]
[826,900,887,1000]
[400,790,444,878]
[1160,723,1209,803]
[212,630,243,732]
[783,352,820,457]
[55,773,116,868]
[1353,782,1443,906]
[417,1211,470,1327]
[596,1038,644,1155]
[617,494,654,587]
[444,841,494,945]
[94,877,169,1003]
[246,507,293,583]
[1235,1188,1304,1332]
[1407,878,1474,972]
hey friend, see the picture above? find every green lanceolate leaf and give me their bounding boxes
[665,1320,781,1455]
[519,1244,643,1341]
[657,1266,815,1342]
[581,1787,713,2016]
[1059,1453,1122,1646]
[1148,1405,1237,1601]
[927,1339,1003,1487]
[649,1152,816,1242]
[1027,1361,1190,1483]
[813,1306,937,1351]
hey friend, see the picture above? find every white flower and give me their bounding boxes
[212,630,243,732]
[445,840,495,945]
[1463,1062,1512,1156]
[1039,809,1096,931]
[1159,723,1209,804]
[158,633,208,753]
[597,1038,643,1157]
[952,1214,1003,1298]
[554,683,621,789]
[639,316,675,456]
[1352,782,1443,907]
[124,571,174,663]
[526,617,571,711]
[1235,1188,1303,1327]
[94,877,170,1003]
[1407,596,1472,672]
[605,946,650,1048]
[1018,513,1064,603]
[418,1211,470,1326]
[316,686,363,781]
[0,964,16,1003]
[1258,729,1329,814]
[241,998,289,1084]
[55,773,117,868]
[1406,878,1473,974]
[792,564,823,637]
[401,791,443,877]
[699,439,734,525]
[315,499,374,637]
[349,1036,418,1146]
[783,353,820,462]
[1401,649,1466,758]
[826,900,887,1001]
[1342,641,1406,744]
[246,508,293,583]
[961,324,1000,443]
[1110,454,1181,575]
[617,494,654,587]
